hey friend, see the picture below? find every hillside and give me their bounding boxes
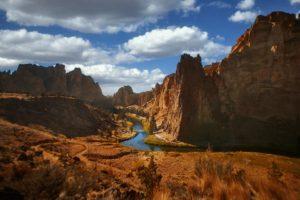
[0,93,115,137]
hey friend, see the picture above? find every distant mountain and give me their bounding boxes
[0,64,104,103]
[112,85,153,106]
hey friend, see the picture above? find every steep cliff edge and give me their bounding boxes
[145,55,221,140]
[0,64,104,103]
[220,12,300,121]
[145,12,300,155]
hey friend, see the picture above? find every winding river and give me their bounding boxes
[121,122,201,152]
[121,123,161,151]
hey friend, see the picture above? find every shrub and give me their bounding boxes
[268,161,283,181]
[136,156,162,199]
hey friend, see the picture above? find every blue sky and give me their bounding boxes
[0,0,299,94]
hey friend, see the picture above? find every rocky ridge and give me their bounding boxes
[0,64,104,103]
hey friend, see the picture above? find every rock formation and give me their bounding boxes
[113,85,153,106]
[0,64,104,102]
[145,54,221,139]
[113,86,137,106]
[145,12,300,155]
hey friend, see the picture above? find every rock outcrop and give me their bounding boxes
[145,54,221,139]
[0,64,104,103]
[113,86,137,106]
[113,85,153,106]
[145,12,300,155]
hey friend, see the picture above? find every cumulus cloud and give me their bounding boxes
[180,0,200,12]
[236,0,255,10]
[0,0,199,33]
[207,1,232,9]
[0,57,21,70]
[0,29,111,67]
[121,26,231,63]
[290,0,300,4]
[65,64,165,95]
[229,10,258,23]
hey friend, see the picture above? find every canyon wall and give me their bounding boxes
[145,12,300,154]
[0,64,104,102]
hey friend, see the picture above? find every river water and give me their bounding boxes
[121,123,161,151]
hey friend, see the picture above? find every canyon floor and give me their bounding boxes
[0,94,299,199]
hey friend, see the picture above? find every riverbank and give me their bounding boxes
[144,134,196,148]
[125,113,151,133]
[116,131,139,142]
[112,118,139,142]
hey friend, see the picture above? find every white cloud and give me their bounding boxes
[290,0,300,4]
[180,0,201,12]
[121,26,231,64]
[207,1,232,9]
[229,10,258,23]
[0,0,199,33]
[236,0,255,10]
[215,35,225,41]
[0,57,22,70]
[65,64,165,95]
[0,29,111,66]
[184,41,231,64]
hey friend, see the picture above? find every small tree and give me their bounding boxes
[136,156,162,199]
[149,116,157,134]
[268,161,283,181]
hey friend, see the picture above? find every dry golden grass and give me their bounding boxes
[154,153,299,200]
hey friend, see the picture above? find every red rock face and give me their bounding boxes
[145,12,300,154]
[136,91,153,106]
[220,12,300,121]
[145,54,221,140]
